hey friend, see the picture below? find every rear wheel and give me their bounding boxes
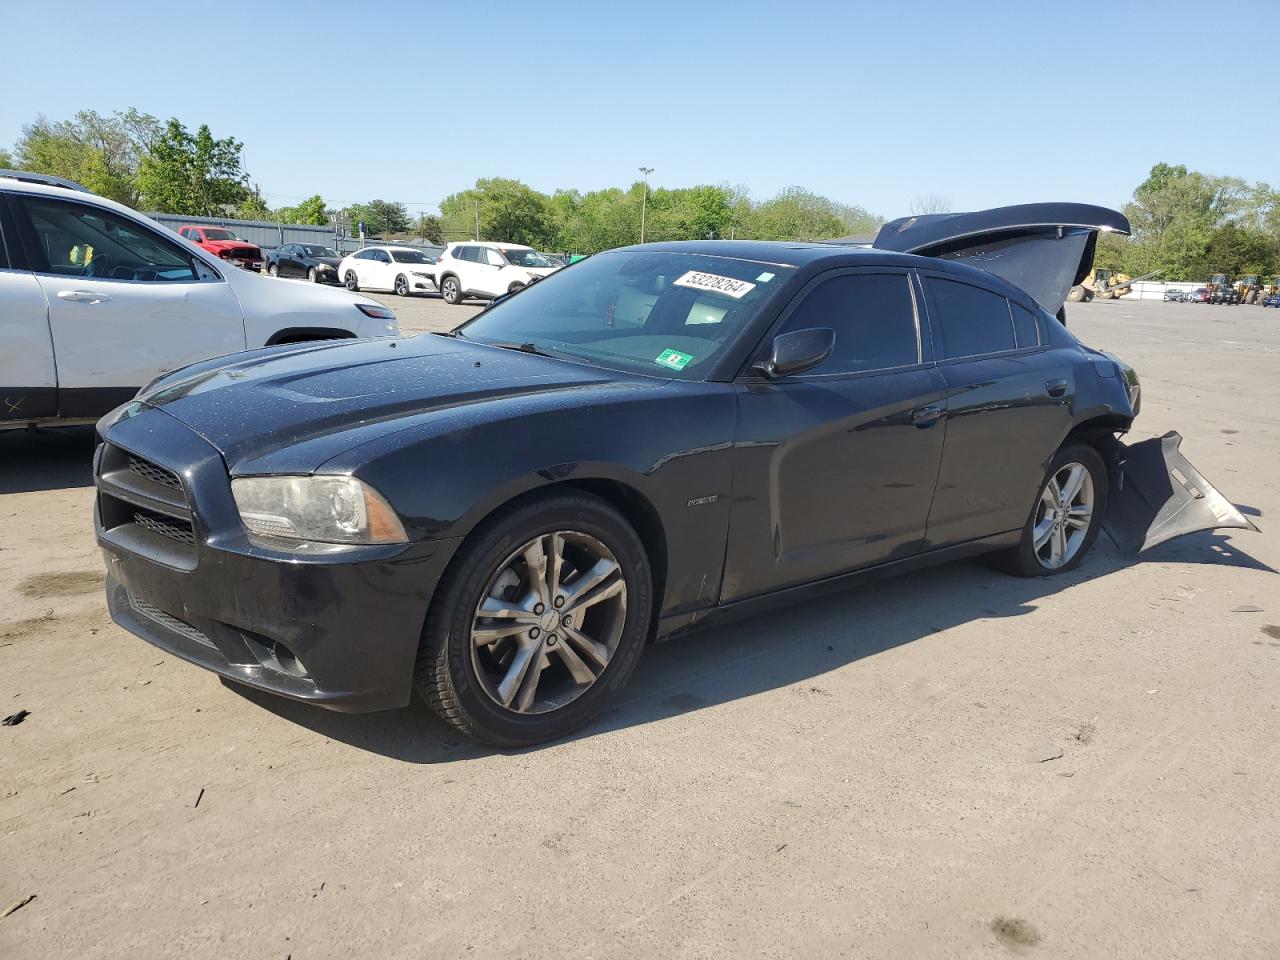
[344,270,359,292]
[441,275,463,305]
[415,491,653,746]
[395,274,410,297]
[1000,443,1107,577]
[1066,285,1085,303]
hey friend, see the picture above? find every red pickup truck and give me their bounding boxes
[177,225,264,271]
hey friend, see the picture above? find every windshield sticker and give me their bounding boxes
[756,271,775,282]
[673,270,756,300]
[655,348,694,371]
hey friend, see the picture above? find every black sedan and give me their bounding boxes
[265,243,343,283]
[94,204,1255,746]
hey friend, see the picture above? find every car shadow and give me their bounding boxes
[229,528,1274,764]
[0,425,97,493]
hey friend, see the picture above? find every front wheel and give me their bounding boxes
[395,274,410,297]
[415,491,653,746]
[1000,443,1108,577]
[441,275,462,305]
[344,270,359,292]
[268,263,279,277]
[307,266,318,283]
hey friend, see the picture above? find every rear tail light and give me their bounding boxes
[356,303,395,320]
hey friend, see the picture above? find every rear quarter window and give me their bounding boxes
[926,277,1017,359]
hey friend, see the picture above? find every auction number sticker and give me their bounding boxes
[655,348,694,371]
[673,270,756,299]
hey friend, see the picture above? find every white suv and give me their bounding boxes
[0,170,398,428]
[434,241,561,305]
[336,245,438,297]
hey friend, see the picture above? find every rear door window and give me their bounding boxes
[926,277,1016,359]
[776,272,920,376]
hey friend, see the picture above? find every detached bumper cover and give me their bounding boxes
[1104,431,1258,555]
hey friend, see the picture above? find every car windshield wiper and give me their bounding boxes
[481,340,555,357]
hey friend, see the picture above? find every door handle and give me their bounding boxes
[57,290,110,303]
[1045,378,1068,399]
[911,404,944,428]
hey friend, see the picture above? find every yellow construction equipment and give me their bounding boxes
[1066,267,1161,302]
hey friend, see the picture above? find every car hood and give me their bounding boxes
[312,256,342,268]
[873,203,1131,315]
[134,335,625,473]
[204,239,261,250]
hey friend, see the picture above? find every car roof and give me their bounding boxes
[608,239,1047,308]
[446,241,533,250]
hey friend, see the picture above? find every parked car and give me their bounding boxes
[1187,287,1210,303]
[265,243,343,284]
[0,170,398,427]
[1210,285,1241,305]
[94,202,1255,746]
[1163,288,1186,302]
[1263,293,1280,308]
[177,224,264,271]
[336,246,437,296]
[433,241,562,305]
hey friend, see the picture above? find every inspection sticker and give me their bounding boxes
[673,270,756,299]
[655,348,694,371]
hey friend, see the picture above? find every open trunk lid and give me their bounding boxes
[873,203,1131,315]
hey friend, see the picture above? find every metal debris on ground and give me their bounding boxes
[1230,605,1263,613]
[2,894,36,919]
[194,787,205,809]
[2,709,30,726]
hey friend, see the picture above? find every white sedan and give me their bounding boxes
[338,246,438,297]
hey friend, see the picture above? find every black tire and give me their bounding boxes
[998,442,1108,578]
[344,270,359,292]
[441,274,463,305]
[307,266,318,283]
[395,274,410,297]
[415,491,654,746]
[268,263,279,277]
[507,281,526,294]
[1066,285,1085,303]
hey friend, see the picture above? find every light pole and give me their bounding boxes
[638,166,654,244]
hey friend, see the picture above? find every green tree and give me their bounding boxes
[440,178,555,247]
[277,194,328,225]
[14,109,159,205]
[341,199,411,236]
[136,119,249,216]
[743,186,849,240]
[0,146,14,169]
[416,214,444,244]
[235,191,272,221]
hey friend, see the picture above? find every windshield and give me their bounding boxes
[391,249,431,263]
[502,248,554,268]
[458,251,790,380]
[302,245,339,257]
[202,229,240,241]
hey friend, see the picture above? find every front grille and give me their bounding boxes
[129,593,216,649]
[132,509,196,545]
[128,455,182,491]
[97,441,198,569]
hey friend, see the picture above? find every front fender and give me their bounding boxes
[328,382,740,617]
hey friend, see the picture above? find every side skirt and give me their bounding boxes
[654,530,1020,642]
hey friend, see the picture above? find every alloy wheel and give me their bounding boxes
[1032,461,1095,569]
[470,531,627,714]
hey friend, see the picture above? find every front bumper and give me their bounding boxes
[95,408,462,713]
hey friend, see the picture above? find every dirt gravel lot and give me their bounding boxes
[2,297,1278,959]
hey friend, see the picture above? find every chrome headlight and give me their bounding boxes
[231,476,407,544]
[411,271,431,278]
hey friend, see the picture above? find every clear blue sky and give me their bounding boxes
[2,0,1275,218]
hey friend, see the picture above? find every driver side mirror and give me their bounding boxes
[754,328,835,379]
